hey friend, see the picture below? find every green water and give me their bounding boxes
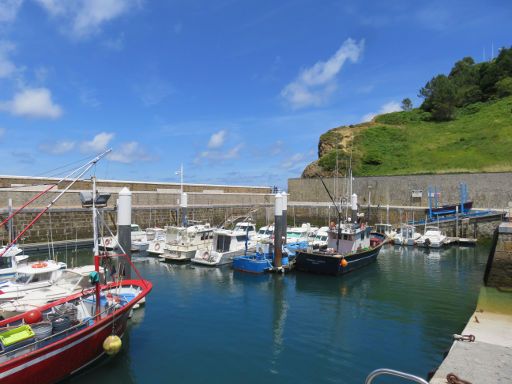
[35,244,489,384]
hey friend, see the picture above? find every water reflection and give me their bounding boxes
[28,244,490,384]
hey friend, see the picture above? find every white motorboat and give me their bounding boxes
[373,223,398,241]
[146,227,167,255]
[286,223,313,244]
[100,224,150,252]
[0,261,72,302]
[161,224,214,262]
[311,226,329,248]
[255,225,274,241]
[233,222,257,240]
[191,228,256,267]
[0,265,100,318]
[416,226,447,248]
[393,224,422,246]
[0,245,65,281]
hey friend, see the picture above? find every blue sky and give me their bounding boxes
[0,0,510,188]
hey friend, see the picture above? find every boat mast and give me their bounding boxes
[0,149,111,258]
[318,176,342,252]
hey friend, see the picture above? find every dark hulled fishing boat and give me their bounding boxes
[295,224,384,276]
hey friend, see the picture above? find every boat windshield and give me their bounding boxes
[14,273,33,284]
[14,271,54,284]
[54,271,84,289]
[258,229,267,235]
[287,231,303,238]
[0,256,13,269]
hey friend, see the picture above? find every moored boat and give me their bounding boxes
[191,228,255,267]
[0,263,151,384]
[295,223,384,276]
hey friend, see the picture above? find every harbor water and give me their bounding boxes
[35,244,490,384]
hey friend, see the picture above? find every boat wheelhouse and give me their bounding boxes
[161,224,214,262]
[191,229,255,267]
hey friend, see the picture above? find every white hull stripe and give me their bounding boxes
[0,321,113,379]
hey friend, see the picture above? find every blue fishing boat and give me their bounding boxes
[232,241,307,274]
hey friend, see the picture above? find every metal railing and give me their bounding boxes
[365,368,429,384]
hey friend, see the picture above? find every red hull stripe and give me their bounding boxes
[0,321,111,379]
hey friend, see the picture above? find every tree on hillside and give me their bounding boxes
[448,57,481,106]
[496,77,512,97]
[419,75,458,121]
[401,98,413,111]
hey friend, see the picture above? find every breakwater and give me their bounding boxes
[0,177,273,243]
[289,173,512,209]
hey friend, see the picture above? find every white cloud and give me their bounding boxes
[0,88,62,118]
[40,140,75,155]
[0,41,17,79]
[207,130,227,149]
[281,38,364,109]
[282,153,306,170]
[35,0,142,39]
[197,143,243,163]
[108,141,150,163]
[362,101,401,122]
[0,0,23,23]
[80,132,114,153]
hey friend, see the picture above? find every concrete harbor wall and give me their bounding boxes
[430,221,512,383]
[288,173,512,209]
[0,177,274,243]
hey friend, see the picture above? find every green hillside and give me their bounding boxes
[303,96,512,177]
[302,46,512,178]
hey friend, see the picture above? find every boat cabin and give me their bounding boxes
[327,224,371,254]
[213,230,251,253]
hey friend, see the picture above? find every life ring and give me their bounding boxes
[105,238,111,246]
[202,251,209,260]
[32,262,48,269]
[154,243,161,251]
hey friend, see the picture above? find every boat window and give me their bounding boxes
[131,225,141,232]
[236,235,248,242]
[14,273,32,284]
[0,257,13,269]
[215,235,231,252]
[248,226,255,232]
[55,271,83,287]
[322,236,328,241]
[258,229,266,235]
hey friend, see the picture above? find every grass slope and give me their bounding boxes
[350,97,512,176]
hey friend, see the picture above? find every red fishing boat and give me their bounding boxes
[0,254,152,384]
[0,150,153,383]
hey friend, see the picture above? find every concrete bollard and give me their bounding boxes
[282,192,288,244]
[180,192,188,227]
[118,187,132,278]
[274,193,283,269]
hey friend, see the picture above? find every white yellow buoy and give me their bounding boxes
[103,335,122,355]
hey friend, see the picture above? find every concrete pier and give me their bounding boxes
[430,222,512,383]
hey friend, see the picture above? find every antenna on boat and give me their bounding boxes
[318,175,342,251]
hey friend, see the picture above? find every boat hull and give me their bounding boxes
[0,279,152,384]
[295,242,384,276]
[232,256,271,274]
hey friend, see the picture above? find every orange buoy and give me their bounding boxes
[31,262,48,269]
[340,258,348,268]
